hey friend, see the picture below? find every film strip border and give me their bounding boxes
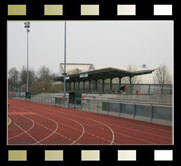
[6,4,173,16]
[0,1,175,20]
[7,149,174,162]
[0,0,177,166]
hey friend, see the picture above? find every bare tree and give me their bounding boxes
[20,66,36,90]
[8,66,62,94]
[38,66,50,80]
[153,64,171,94]
[121,65,141,93]
[128,65,141,84]
[122,65,141,84]
[8,67,19,91]
[154,65,171,84]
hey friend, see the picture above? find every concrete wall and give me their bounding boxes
[31,93,173,126]
[106,102,172,126]
[37,92,172,105]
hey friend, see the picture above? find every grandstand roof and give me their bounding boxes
[55,67,155,82]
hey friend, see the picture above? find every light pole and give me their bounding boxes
[63,21,67,98]
[24,22,30,94]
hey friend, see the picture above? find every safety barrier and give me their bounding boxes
[29,95,172,126]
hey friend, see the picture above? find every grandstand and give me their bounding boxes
[56,63,156,93]
[55,63,172,96]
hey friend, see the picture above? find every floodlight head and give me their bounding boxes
[24,22,30,29]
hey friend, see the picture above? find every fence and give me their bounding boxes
[29,95,172,126]
[102,83,172,94]
[67,83,172,95]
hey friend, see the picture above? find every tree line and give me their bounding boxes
[8,66,63,94]
[8,64,172,94]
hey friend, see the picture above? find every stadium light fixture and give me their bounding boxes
[63,21,67,98]
[24,22,30,94]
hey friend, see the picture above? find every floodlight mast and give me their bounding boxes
[63,21,67,98]
[24,22,30,94]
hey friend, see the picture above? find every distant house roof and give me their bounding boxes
[55,67,155,82]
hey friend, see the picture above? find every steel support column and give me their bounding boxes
[89,80,91,91]
[70,82,72,91]
[78,81,80,91]
[95,80,98,92]
[119,77,122,90]
[129,76,133,94]
[73,82,75,91]
[102,79,105,92]
[66,82,69,91]
[110,78,113,92]
[83,81,85,91]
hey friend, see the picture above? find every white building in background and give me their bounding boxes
[60,63,95,75]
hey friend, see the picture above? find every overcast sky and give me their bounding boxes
[8,21,173,74]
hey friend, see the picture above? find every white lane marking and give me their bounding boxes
[80,120,171,141]
[30,107,109,144]
[27,116,74,143]
[69,119,85,145]
[13,100,169,144]
[49,108,172,143]
[26,111,85,145]
[56,110,155,144]
[30,104,114,144]
[26,115,84,144]
[10,100,116,144]
[58,122,112,144]
[9,104,59,145]
[30,105,115,145]
[74,109,172,133]
[8,114,35,140]
[11,103,85,144]
[78,121,154,144]
[13,121,41,145]
[52,102,171,134]
[108,122,172,140]
[55,107,172,138]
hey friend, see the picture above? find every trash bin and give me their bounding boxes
[69,92,75,104]
[25,92,31,99]
[102,102,108,111]
[69,92,82,105]
[75,92,82,105]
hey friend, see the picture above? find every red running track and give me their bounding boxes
[8,98,172,145]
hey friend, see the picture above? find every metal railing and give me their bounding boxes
[67,83,172,95]
[28,95,172,126]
